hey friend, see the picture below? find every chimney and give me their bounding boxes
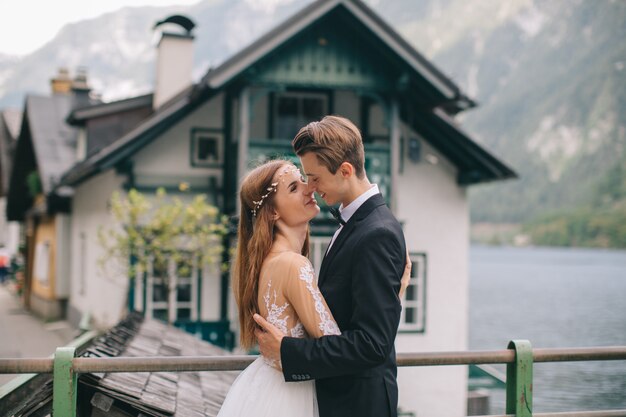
[153,15,196,109]
[71,67,92,109]
[50,68,72,94]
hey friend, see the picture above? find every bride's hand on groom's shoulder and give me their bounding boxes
[254,314,284,364]
[399,251,412,300]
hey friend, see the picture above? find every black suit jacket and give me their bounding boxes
[281,193,406,417]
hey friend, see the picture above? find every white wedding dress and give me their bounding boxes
[217,252,340,417]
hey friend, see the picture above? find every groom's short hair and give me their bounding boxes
[292,115,366,179]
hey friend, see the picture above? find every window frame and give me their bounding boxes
[271,91,331,140]
[190,127,224,168]
[398,252,427,333]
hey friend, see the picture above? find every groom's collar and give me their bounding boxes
[338,184,379,224]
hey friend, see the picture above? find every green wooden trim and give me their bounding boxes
[220,235,231,320]
[506,340,533,417]
[26,171,42,198]
[247,15,400,91]
[221,91,235,320]
[360,96,370,141]
[223,90,237,215]
[196,262,202,321]
[128,276,135,312]
[327,89,335,115]
[268,91,275,138]
[208,176,219,207]
[116,159,135,190]
[53,347,77,417]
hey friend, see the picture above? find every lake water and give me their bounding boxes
[469,245,626,413]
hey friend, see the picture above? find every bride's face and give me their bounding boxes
[272,164,320,225]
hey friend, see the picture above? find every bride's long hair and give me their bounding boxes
[234,160,310,349]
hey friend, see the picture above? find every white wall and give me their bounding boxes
[70,94,230,330]
[133,93,224,184]
[69,169,127,329]
[395,128,470,417]
[134,94,226,321]
[200,263,222,321]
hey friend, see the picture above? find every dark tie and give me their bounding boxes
[328,207,346,226]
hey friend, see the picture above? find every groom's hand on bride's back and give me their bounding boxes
[254,314,284,364]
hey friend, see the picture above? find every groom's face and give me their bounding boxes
[299,152,344,206]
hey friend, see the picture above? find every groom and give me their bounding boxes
[254,115,407,417]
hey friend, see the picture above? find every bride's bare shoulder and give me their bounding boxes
[273,251,309,265]
[261,253,308,288]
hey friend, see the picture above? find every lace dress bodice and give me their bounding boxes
[257,252,340,366]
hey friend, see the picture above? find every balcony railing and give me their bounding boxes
[1,342,625,417]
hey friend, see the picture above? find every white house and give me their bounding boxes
[50,1,515,416]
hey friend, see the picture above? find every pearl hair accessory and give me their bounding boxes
[251,164,301,217]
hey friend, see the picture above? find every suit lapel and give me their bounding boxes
[318,194,386,286]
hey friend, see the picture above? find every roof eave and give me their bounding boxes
[59,91,193,188]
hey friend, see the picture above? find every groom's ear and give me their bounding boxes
[339,162,355,178]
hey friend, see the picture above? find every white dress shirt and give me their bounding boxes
[326,184,380,253]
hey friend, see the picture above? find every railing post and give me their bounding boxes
[506,340,533,417]
[53,346,77,417]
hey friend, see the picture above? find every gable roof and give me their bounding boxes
[410,108,516,184]
[0,109,22,195]
[23,94,78,194]
[7,94,78,220]
[200,0,473,112]
[1,108,22,139]
[58,0,513,189]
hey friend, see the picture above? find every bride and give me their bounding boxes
[217,160,409,417]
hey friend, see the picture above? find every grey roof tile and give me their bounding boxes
[1,108,22,139]
[77,313,239,416]
[25,94,78,193]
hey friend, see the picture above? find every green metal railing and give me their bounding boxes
[1,342,625,417]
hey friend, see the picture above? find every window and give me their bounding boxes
[274,92,328,139]
[309,236,332,276]
[142,253,199,323]
[34,240,51,285]
[399,253,427,332]
[191,128,223,167]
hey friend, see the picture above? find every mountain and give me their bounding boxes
[420,0,626,225]
[0,0,307,107]
[0,0,624,246]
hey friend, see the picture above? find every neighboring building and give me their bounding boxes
[5,68,97,317]
[7,1,516,415]
[0,108,22,256]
